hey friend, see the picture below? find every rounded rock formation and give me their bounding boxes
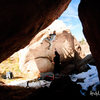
[19,20,85,76]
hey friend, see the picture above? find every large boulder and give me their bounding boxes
[78,0,100,77]
[19,20,85,77]
[0,0,71,62]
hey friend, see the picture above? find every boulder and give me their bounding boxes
[19,20,85,76]
[0,0,71,62]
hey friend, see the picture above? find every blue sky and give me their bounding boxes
[59,0,85,41]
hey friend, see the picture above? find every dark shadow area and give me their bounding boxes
[0,74,100,100]
[0,76,82,100]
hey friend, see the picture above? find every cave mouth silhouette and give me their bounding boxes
[0,0,100,98]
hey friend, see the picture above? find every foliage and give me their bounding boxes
[80,38,85,44]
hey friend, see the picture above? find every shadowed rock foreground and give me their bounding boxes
[0,74,100,99]
[0,0,71,62]
[0,76,82,100]
[78,0,100,78]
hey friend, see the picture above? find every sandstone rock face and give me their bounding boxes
[19,20,85,76]
[80,42,91,56]
[0,0,71,62]
[78,0,100,77]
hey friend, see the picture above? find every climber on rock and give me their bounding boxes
[41,30,56,50]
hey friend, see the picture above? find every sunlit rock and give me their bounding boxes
[19,20,85,76]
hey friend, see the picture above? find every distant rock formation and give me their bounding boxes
[80,41,91,56]
[19,20,85,77]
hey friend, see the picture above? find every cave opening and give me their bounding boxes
[0,0,100,98]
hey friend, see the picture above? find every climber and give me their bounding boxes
[41,30,56,49]
[53,49,61,79]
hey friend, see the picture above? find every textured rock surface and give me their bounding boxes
[19,20,85,76]
[78,0,100,77]
[0,0,71,62]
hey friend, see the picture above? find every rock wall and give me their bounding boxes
[0,0,71,62]
[78,0,100,77]
[19,20,84,76]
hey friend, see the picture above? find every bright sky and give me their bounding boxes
[59,0,85,41]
